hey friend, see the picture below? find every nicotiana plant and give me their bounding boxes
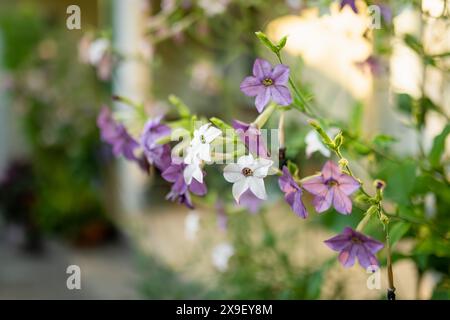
[96,30,407,299]
[95,0,450,297]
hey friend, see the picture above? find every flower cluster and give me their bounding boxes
[97,56,385,270]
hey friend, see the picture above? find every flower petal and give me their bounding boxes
[337,174,360,195]
[255,88,271,113]
[253,158,273,178]
[248,177,267,200]
[313,188,334,213]
[302,175,328,196]
[362,237,384,254]
[271,64,290,85]
[322,160,341,181]
[232,178,249,203]
[240,76,264,97]
[332,186,353,214]
[270,85,292,106]
[197,143,211,162]
[252,58,272,79]
[205,126,222,143]
[339,244,358,268]
[324,233,352,251]
[223,163,243,183]
[357,245,380,269]
[237,154,255,168]
[288,191,308,218]
[189,179,207,196]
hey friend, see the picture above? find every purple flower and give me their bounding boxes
[162,158,207,209]
[97,106,139,161]
[141,116,172,171]
[278,166,308,218]
[302,161,360,215]
[339,0,358,13]
[238,189,263,214]
[232,120,269,158]
[240,58,292,113]
[324,227,384,269]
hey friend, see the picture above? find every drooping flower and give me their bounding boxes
[211,242,234,272]
[278,166,308,218]
[162,158,207,209]
[141,116,172,171]
[232,120,269,158]
[240,58,292,113]
[324,227,384,269]
[223,154,273,203]
[339,0,358,13]
[183,158,204,185]
[238,189,264,214]
[302,161,360,215]
[97,106,139,161]
[305,128,339,158]
[183,123,221,184]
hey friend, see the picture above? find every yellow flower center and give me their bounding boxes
[262,78,273,86]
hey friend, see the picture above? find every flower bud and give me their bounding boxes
[374,179,386,190]
[338,158,349,169]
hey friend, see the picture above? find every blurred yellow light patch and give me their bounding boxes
[266,1,374,99]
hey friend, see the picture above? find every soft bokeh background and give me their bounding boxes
[0,0,449,299]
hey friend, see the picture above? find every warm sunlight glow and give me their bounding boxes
[266,2,373,99]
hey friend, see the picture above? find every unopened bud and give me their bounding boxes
[338,158,349,169]
[374,179,386,190]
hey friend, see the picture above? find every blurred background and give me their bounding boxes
[0,0,449,299]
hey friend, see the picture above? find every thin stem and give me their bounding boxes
[385,223,396,300]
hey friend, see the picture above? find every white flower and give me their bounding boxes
[183,158,204,184]
[212,242,234,272]
[305,128,340,158]
[88,38,109,66]
[185,211,200,241]
[223,154,273,203]
[185,123,222,163]
[183,123,221,185]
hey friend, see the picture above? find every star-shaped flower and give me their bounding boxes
[240,58,292,113]
[302,161,360,215]
[324,227,384,269]
[223,154,273,203]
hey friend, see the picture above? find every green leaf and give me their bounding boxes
[397,93,413,114]
[255,31,278,53]
[276,36,288,51]
[287,160,299,176]
[404,34,423,55]
[209,117,232,131]
[372,134,397,148]
[168,94,191,118]
[429,124,450,168]
[389,222,411,247]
